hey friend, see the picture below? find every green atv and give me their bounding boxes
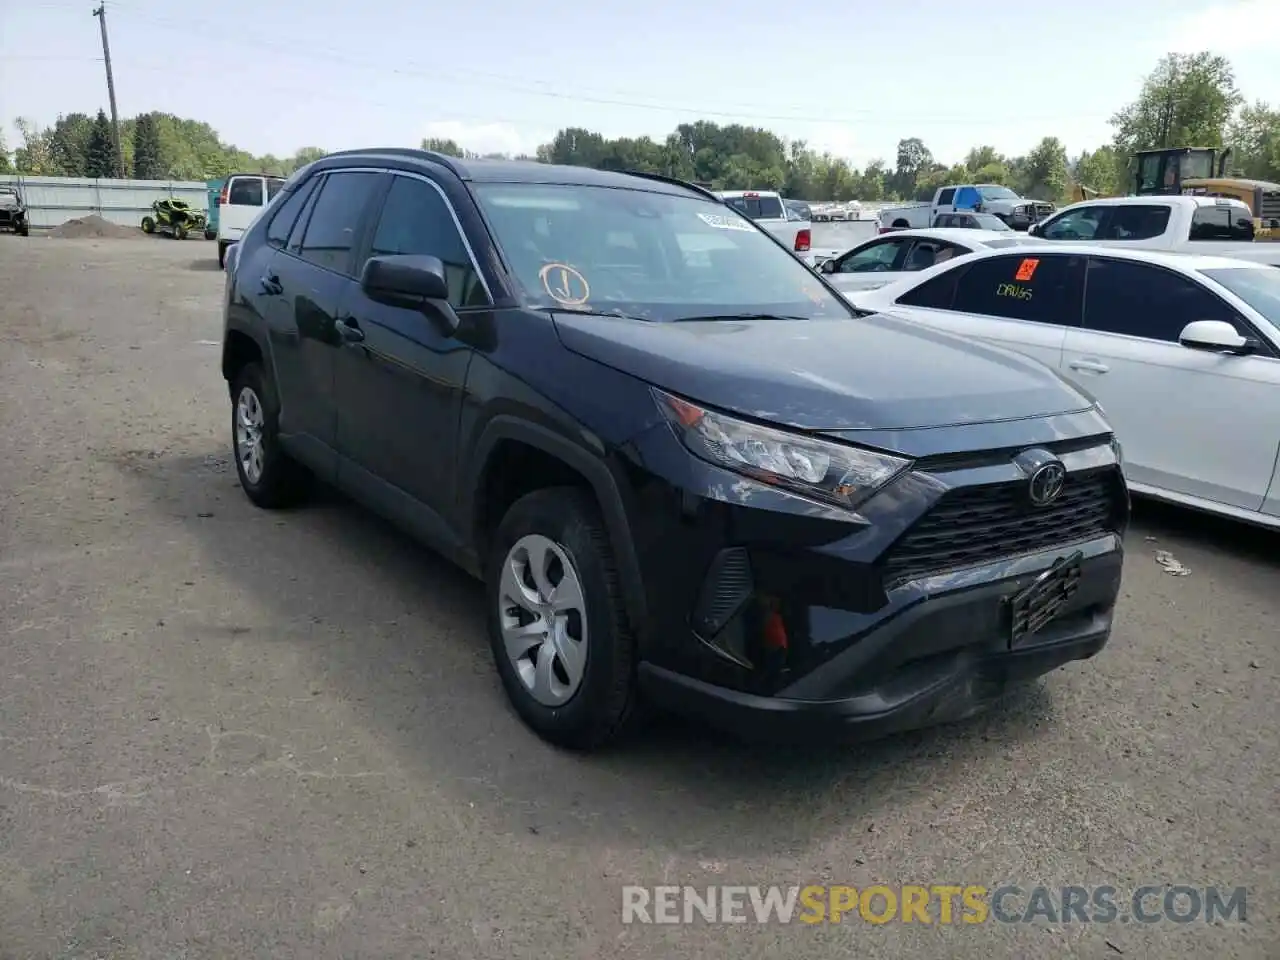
[141,198,208,240]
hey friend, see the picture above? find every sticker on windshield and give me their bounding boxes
[539,262,591,306]
[1014,257,1040,282]
[697,212,754,232]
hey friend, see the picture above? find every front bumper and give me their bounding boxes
[639,540,1120,743]
[621,409,1127,742]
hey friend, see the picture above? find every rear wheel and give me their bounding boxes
[485,487,637,750]
[17,221,29,237]
[230,362,312,509]
[218,242,228,269]
[141,216,155,234]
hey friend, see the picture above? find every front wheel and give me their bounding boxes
[174,223,189,240]
[141,216,155,234]
[230,362,312,509]
[17,221,29,237]
[217,241,228,269]
[485,487,637,750]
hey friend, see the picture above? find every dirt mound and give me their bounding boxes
[48,214,141,240]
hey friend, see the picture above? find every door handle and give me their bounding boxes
[334,317,365,344]
[1069,358,1109,373]
[259,274,282,296]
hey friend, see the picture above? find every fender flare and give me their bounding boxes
[464,415,649,634]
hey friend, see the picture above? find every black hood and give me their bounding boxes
[552,311,1094,432]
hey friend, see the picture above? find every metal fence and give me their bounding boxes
[0,174,210,230]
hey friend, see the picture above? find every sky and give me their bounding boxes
[1,0,1278,168]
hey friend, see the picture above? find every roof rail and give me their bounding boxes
[618,169,722,201]
[319,147,466,177]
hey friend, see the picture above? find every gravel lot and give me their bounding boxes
[1,236,1276,959]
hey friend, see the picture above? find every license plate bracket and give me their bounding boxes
[1008,551,1083,647]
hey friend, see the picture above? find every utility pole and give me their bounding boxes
[92,3,126,178]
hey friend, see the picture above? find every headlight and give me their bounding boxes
[653,389,911,510]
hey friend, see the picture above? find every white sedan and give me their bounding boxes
[849,243,1280,529]
[813,227,1039,295]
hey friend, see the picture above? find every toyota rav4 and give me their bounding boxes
[220,148,1129,750]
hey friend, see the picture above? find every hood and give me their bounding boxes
[551,311,1093,432]
[0,195,20,210]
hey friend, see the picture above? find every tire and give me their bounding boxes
[485,487,637,750]
[218,242,228,269]
[141,216,155,234]
[17,222,29,237]
[204,229,217,241]
[175,223,189,240]
[229,362,312,509]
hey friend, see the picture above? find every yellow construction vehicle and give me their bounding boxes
[1131,146,1280,239]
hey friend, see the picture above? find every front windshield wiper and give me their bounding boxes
[670,313,809,322]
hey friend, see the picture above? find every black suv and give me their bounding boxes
[220,149,1129,750]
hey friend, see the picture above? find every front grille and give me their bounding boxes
[881,468,1123,586]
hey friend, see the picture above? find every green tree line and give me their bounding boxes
[4,52,1278,203]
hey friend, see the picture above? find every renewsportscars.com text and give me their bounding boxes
[621,884,1248,925]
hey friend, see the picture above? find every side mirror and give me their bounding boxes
[820,259,838,274]
[360,254,458,332]
[1178,320,1254,355]
[1026,222,1040,236]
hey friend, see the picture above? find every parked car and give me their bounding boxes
[814,227,1038,295]
[221,149,1128,749]
[0,185,30,236]
[849,244,1280,529]
[216,173,286,268]
[717,189,813,264]
[1026,195,1261,258]
[932,211,1013,232]
[784,199,813,222]
[880,184,1055,233]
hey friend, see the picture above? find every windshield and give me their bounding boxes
[974,213,1013,231]
[473,183,852,322]
[1202,267,1280,328]
[978,186,1018,201]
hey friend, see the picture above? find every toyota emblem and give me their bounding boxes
[1028,461,1066,506]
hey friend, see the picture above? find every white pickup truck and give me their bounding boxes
[879,184,1054,233]
[718,190,814,264]
[1027,195,1280,263]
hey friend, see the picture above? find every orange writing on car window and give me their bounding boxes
[1014,258,1040,282]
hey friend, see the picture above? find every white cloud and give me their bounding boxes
[419,120,545,158]
[1163,0,1280,54]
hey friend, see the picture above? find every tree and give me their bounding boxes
[0,132,10,173]
[422,137,466,157]
[132,112,165,179]
[889,137,933,198]
[1112,52,1242,155]
[1019,137,1070,202]
[1073,146,1122,196]
[47,113,95,176]
[13,117,53,174]
[1228,101,1280,181]
[86,109,114,179]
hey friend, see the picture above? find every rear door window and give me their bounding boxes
[296,171,384,275]
[1098,204,1170,240]
[228,176,264,206]
[948,253,1085,326]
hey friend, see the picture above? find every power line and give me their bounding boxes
[80,2,1114,126]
